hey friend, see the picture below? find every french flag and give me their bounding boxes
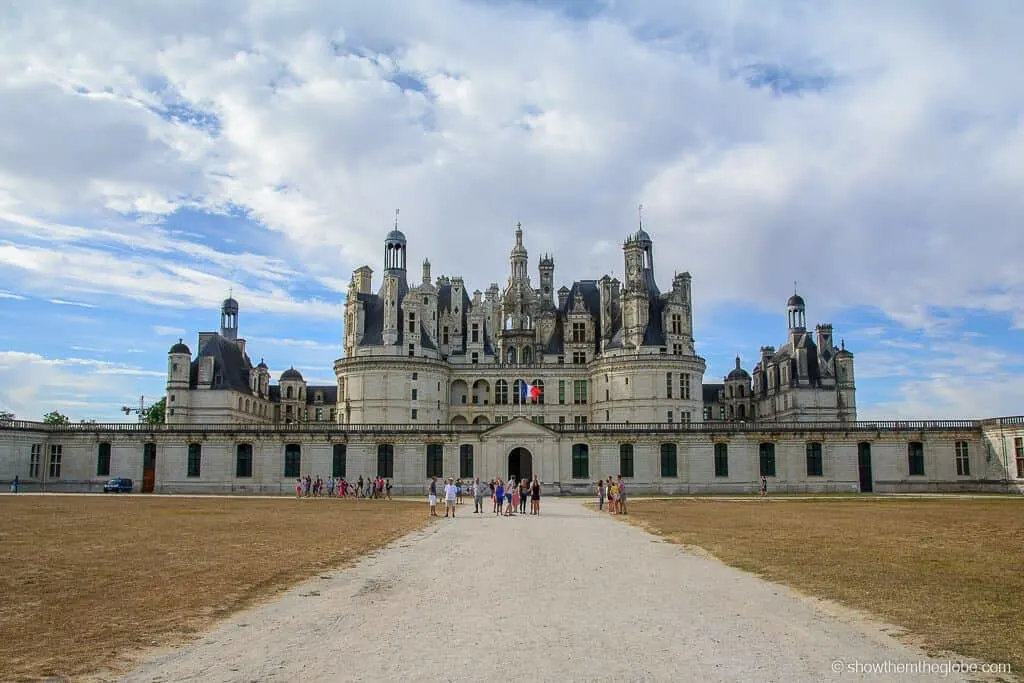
[520,381,542,402]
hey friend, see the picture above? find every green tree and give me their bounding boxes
[42,410,69,424]
[145,397,166,424]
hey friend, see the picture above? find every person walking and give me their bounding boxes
[444,478,457,518]
[428,476,439,516]
[617,474,627,515]
[596,479,605,511]
[530,475,541,515]
[472,477,485,513]
[494,479,504,516]
[519,478,529,514]
[760,474,768,498]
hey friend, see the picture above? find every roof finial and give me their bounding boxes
[638,203,644,230]
[394,208,400,230]
[793,280,798,295]
[841,338,846,351]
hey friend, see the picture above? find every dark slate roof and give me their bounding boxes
[643,297,667,346]
[306,386,338,404]
[169,341,191,355]
[269,385,281,401]
[703,383,724,403]
[190,334,253,394]
[281,367,304,381]
[544,316,565,355]
[787,294,805,308]
[727,367,751,381]
[357,292,384,346]
[420,327,437,350]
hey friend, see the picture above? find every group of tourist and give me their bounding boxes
[427,475,542,517]
[595,475,628,514]
[294,474,392,499]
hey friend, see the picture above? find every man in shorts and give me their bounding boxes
[428,476,438,516]
[444,477,458,517]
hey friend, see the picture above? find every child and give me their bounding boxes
[508,485,519,516]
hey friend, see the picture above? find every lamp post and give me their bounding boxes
[122,395,152,423]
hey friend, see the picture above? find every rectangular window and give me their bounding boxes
[680,373,691,400]
[411,408,418,420]
[531,415,545,424]
[667,410,673,423]
[682,411,690,423]
[1016,437,1024,478]
[411,388,418,400]
[236,444,253,477]
[571,443,589,479]
[426,444,444,478]
[284,444,301,478]
[442,327,449,345]
[671,313,682,334]
[377,444,394,478]
[471,352,479,364]
[714,442,728,477]
[660,443,678,478]
[408,312,416,333]
[187,443,202,477]
[30,444,41,478]
[673,343,682,356]
[558,380,566,404]
[573,351,586,364]
[315,407,323,421]
[572,322,586,343]
[408,344,415,357]
[759,442,776,477]
[719,406,726,420]
[619,444,634,478]
[558,416,565,424]
[48,445,62,478]
[333,444,346,478]
[574,415,588,425]
[955,441,970,476]
[908,441,925,476]
[666,372,672,399]
[412,372,418,380]
[573,380,587,404]
[495,416,509,424]
[459,444,474,478]
[97,442,111,477]
[806,442,823,477]
[471,323,479,343]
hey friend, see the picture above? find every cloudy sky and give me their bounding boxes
[0,0,1022,422]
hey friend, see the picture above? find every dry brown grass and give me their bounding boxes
[0,495,430,681]
[620,497,1024,675]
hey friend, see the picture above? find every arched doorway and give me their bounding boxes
[507,447,533,481]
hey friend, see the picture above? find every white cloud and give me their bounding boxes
[47,298,97,308]
[153,325,186,336]
[0,290,25,300]
[0,2,1022,418]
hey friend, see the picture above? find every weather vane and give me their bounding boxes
[394,208,400,229]
[638,203,643,229]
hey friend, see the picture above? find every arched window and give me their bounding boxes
[522,346,532,363]
[284,444,301,477]
[332,444,346,478]
[495,379,509,405]
[619,443,634,478]
[728,385,734,398]
[377,443,394,478]
[244,399,250,412]
[512,379,524,405]
[238,397,243,410]
[738,404,746,419]
[286,386,293,399]
[660,443,678,478]
[506,347,517,364]
[532,379,545,405]
[426,444,444,478]
[571,443,589,479]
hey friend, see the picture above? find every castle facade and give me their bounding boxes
[1,223,1022,495]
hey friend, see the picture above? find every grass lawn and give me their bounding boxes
[618,497,1024,675]
[0,495,429,681]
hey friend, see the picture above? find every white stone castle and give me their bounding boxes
[165,223,856,428]
[1,222,1022,496]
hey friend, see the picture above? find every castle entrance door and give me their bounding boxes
[507,447,533,482]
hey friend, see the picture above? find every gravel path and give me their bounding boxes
[118,498,976,682]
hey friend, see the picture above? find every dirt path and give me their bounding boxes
[117,498,975,682]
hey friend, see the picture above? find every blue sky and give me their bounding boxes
[0,0,1022,422]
